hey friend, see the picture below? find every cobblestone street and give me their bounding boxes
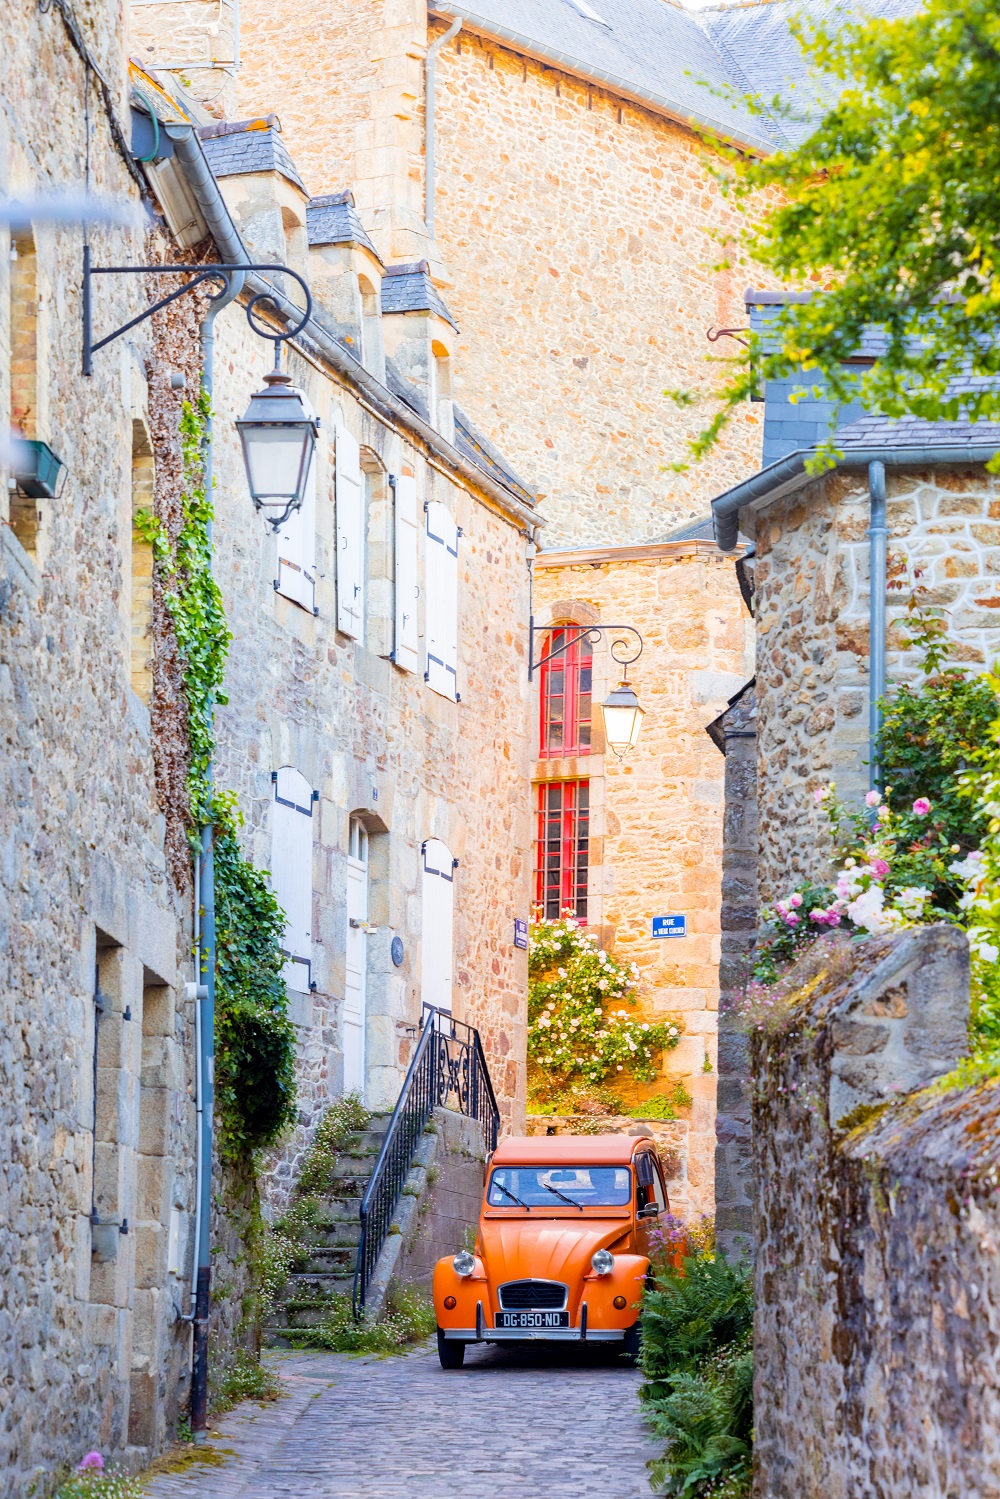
[144,1345,657,1498]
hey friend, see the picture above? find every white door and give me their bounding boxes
[343,818,369,1096]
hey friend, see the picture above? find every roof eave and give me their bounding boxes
[710,443,1000,552]
[428,2,774,156]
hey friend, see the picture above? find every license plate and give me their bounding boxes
[495,1310,569,1329]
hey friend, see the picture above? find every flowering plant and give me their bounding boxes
[527,915,680,1087]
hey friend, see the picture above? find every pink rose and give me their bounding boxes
[809,909,826,923]
[826,912,842,927]
[77,1454,104,1473]
[814,787,827,803]
[913,798,931,816]
[865,790,880,807]
[869,858,890,879]
[785,913,800,926]
[789,893,803,908]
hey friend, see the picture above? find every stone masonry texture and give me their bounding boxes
[713,682,756,1260]
[747,465,1000,905]
[223,4,768,548]
[0,3,198,1488]
[750,925,1000,1499]
[532,544,753,1217]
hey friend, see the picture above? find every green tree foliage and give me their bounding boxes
[640,1236,753,1497]
[685,0,1000,465]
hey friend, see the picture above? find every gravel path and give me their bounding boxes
[142,1342,657,1498]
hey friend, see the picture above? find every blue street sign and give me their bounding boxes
[514,918,528,950]
[652,915,687,939]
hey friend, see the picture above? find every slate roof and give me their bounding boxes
[430,0,919,153]
[380,262,459,330]
[199,119,307,195]
[454,407,536,505]
[306,191,381,260]
[833,412,1000,453]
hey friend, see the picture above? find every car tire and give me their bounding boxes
[622,1323,642,1365]
[437,1328,466,1369]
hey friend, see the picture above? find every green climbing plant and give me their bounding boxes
[136,394,296,1158]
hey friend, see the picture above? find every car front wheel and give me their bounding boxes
[437,1329,466,1369]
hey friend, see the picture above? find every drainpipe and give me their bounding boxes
[163,119,247,1444]
[868,459,887,791]
[425,17,462,237]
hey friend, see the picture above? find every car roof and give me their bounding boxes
[491,1135,648,1167]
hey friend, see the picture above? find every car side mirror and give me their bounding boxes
[637,1204,660,1219]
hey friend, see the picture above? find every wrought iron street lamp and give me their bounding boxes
[528,616,646,757]
[236,361,318,530]
[600,675,646,758]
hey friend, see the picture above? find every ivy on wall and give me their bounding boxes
[136,395,296,1158]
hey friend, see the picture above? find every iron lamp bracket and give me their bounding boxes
[81,251,313,376]
[528,617,643,680]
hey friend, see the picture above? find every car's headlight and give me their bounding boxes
[591,1248,614,1276]
[452,1250,476,1277]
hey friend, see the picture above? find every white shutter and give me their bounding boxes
[270,766,315,991]
[393,473,419,673]
[336,425,364,638]
[421,838,454,1013]
[425,500,458,700]
[274,449,317,612]
[343,841,368,1095]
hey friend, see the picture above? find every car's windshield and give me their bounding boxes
[487,1165,632,1209]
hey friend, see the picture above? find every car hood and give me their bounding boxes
[478,1216,628,1289]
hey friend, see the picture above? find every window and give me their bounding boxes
[539,627,592,758]
[535,780,589,921]
[274,446,317,613]
[336,424,364,638]
[393,472,419,673]
[270,766,316,990]
[425,500,458,700]
[421,838,455,1011]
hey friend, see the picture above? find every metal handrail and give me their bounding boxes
[352,1007,500,1317]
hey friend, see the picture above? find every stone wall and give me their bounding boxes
[223,5,767,547]
[390,1107,487,1294]
[751,923,998,1499]
[531,541,753,1217]
[0,4,198,1485]
[710,682,757,1260]
[748,465,1000,904]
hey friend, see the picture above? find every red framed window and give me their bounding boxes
[535,780,590,922]
[538,627,592,758]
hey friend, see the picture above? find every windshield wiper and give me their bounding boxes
[541,1182,583,1211]
[495,1182,531,1211]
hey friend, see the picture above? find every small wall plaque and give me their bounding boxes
[391,935,405,967]
[514,918,528,950]
[652,915,687,939]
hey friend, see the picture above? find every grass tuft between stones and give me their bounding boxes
[283,1285,436,1357]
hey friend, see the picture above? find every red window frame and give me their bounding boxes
[538,627,592,759]
[535,780,589,922]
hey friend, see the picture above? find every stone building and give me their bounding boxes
[1,2,196,1488]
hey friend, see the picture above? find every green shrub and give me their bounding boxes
[287,1285,436,1356]
[211,1349,284,1415]
[53,1466,143,1499]
[295,1093,371,1198]
[640,1235,753,1497]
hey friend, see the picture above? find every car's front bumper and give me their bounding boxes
[439,1301,630,1343]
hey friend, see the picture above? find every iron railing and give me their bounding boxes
[352,1006,500,1316]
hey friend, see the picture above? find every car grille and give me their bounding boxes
[498,1280,568,1311]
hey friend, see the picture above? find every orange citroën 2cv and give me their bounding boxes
[432,1134,669,1368]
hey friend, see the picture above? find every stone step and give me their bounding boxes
[286,1271,355,1297]
[326,1173,370,1198]
[331,1153,382,1178]
[299,1246,356,1274]
[295,1220,361,1248]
